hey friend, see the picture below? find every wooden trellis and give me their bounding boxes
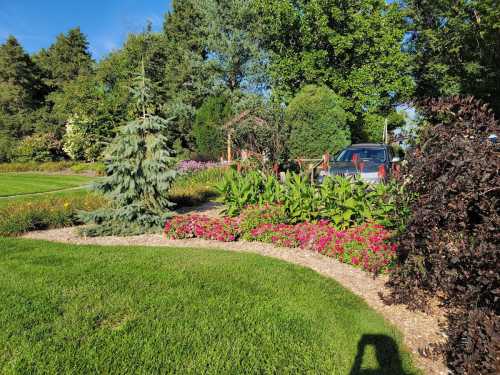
[223,110,267,162]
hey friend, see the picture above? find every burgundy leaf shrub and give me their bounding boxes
[385,97,500,374]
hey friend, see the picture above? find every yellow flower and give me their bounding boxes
[64,202,70,209]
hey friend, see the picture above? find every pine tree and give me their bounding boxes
[81,61,177,236]
[0,36,47,140]
[35,27,93,91]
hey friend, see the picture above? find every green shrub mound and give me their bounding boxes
[385,97,499,374]
[13,133,63,162]
[285,85,351,158]
[191,96,231,160]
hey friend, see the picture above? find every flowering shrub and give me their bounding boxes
[165,209,396,274]
[14,133,63,162]
[239,203,288,239]
[63,114,102,162]
[164,214,240,242]
[250,221,396,273]
[177,160,221,174]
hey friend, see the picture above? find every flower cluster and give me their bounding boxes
[239,203,288,238]
[164,214,240,242]
[165,210,397,274]
[177,160,221,174]
[250,221,396,273]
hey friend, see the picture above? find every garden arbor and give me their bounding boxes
[223,110,270,162]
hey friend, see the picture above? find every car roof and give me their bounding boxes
[348,143,388,149]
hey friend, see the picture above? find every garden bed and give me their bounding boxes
[165,204,398,275]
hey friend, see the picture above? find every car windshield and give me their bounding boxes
[335,148,387,163]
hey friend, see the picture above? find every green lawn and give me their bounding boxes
[0,173,94,197]
[0,238,420,374]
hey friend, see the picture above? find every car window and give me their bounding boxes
[336,148,387,162]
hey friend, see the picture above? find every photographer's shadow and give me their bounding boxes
[349,334,410,375]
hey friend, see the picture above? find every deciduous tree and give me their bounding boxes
[256,0,414,121]
[405,0,500,116]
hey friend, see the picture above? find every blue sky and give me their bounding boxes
[0,0,172,59]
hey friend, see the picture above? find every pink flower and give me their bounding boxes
[164,213,396,274]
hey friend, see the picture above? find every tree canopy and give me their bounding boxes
[34,27,93,91]
[406,0,500,116]
[1,0,498,162]
[0,36,46,138]
[256,0,414,117]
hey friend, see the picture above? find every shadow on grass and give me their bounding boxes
[349,334,411,375]
[174,201,224,217]
[169,191,219,207]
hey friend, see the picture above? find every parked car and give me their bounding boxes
[318,144,400,184]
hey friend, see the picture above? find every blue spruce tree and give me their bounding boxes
[81,61,177,235]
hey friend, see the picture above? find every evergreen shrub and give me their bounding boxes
[286,85,351,158]
[191,96,231,160]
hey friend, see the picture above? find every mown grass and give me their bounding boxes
[0,173,94,197]
[0,238,420,374]
[169,167,227,207]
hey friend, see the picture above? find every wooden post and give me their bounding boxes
[273,163,279,176]
[383,118,388,144]
[227,131,232,162]
[322,152,330,171]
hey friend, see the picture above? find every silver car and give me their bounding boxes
[318,144,400,184]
